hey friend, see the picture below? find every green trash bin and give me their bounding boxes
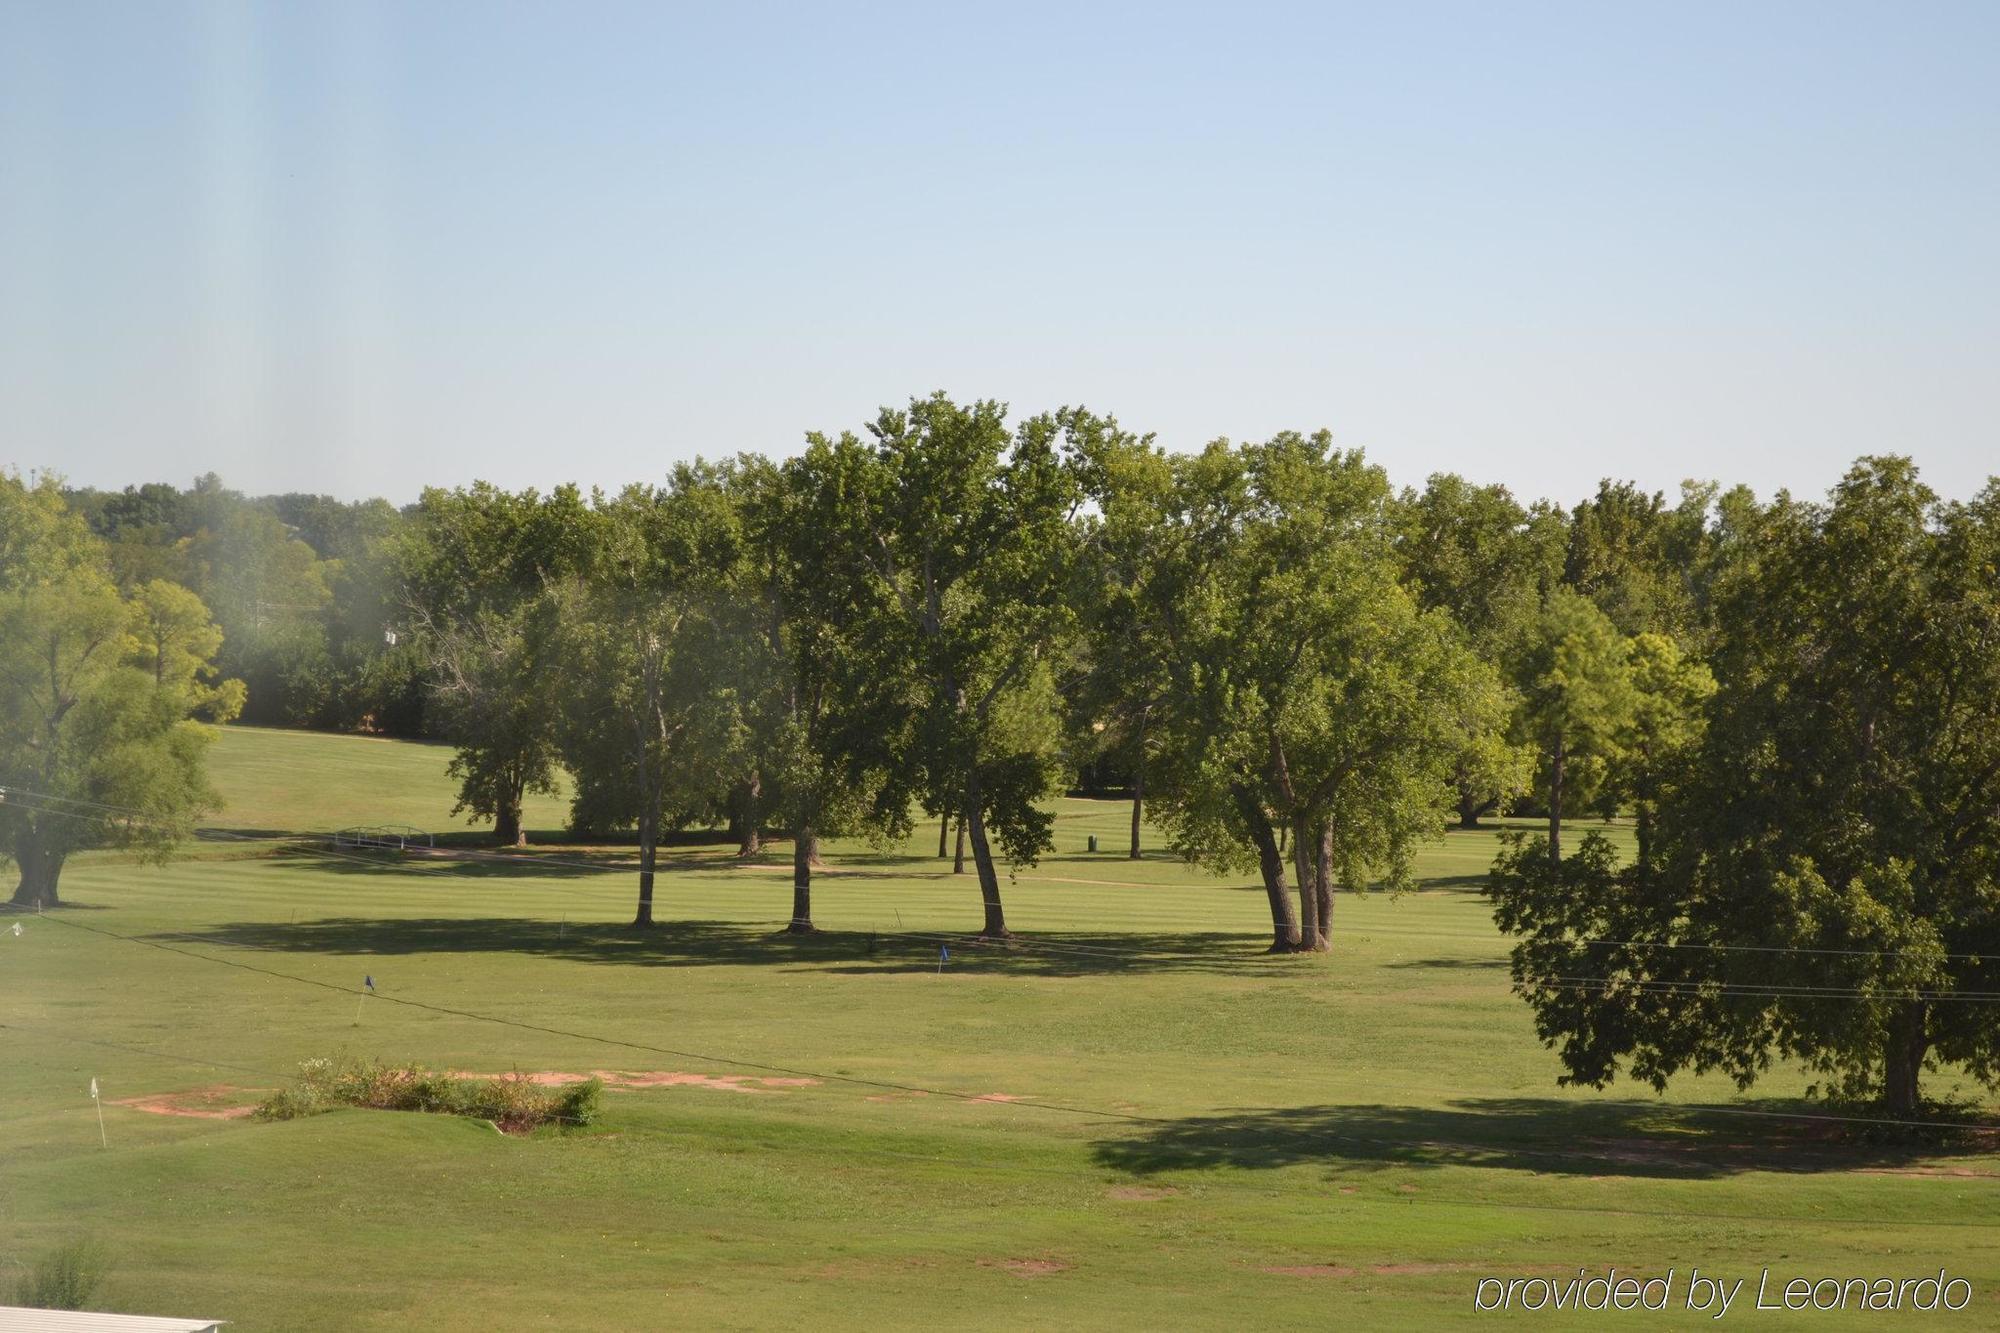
[1087,834,1098,853]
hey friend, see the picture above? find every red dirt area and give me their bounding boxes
[1104,1185,1177,1201]
[454,1070,821,1095]
[108,1085,260,1120]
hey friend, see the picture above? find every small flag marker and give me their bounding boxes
[937,944,949,976]
[356,974,375,1024]
[90,1076,106,1148]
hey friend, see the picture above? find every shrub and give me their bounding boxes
[16,1237,108,1310]
[257,1057,601,1133]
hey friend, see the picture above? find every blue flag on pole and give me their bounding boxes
[939,946,948,963]
[364,975,375,992]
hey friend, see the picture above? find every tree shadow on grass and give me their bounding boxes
[1417,873,1492,894]
[157,917,1294,976]
[1091,1098,1994,1181]
[271,844,635,880]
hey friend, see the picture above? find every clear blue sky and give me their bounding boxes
[3,1,1996,505]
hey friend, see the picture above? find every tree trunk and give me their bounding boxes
[1882,1002,1928,1114]
[963,769,1008,937]
[10,832,62,908]
[1457,782,1487,830]
[805,829,825,870]
[953,817,966,874]
[633,803,658,928]
[787,823,815,933]
[1291,816,1321,950]
[1129,777,1144,860]
[1547,733,1565,867]
[494,783,525,848]
[735,772,762,857]
[1312,820,1335,951]
[938,811,950,858]
[1129,714,1146,859]
[1634,741,1656,872]
[1235,787,1301,952]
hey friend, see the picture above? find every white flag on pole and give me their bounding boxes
[89,1077,99,1100]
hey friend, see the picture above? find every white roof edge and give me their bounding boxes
[0,1309,227,1333]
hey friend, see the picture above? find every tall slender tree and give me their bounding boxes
[740,449,910,932]
[550,469,744,928]
[830,394,1089,938]
[1508,589,1638,866]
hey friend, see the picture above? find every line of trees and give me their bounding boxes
[15,396,1999,1112]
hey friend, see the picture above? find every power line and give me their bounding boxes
[1568,937,2000,964]
[1545,976,2000,1003]
[31,911,1151,1125]
[29,907,2000,1137]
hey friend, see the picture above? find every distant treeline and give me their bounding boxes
[59,441,1731,751]
[62,476,426,733]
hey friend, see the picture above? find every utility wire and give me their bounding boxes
[28,907,2000,1137]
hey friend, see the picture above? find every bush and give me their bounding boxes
[257,1057,601,1133]
[16,1237,108,1310]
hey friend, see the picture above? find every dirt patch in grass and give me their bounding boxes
[979,1257,1070,1278]
[970,1092,1031,1103]
[454,1070,820,1095]
[1105,1185,1177,1201]
[108,1085,260,1120]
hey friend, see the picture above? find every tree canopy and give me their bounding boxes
[1489,459,2000,1113]
[0,473,240,906]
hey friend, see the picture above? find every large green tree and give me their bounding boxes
[740,449,909,932]
[550,470,744,927]
[1508,589,1639,866]
[1392,473,1562,826]
[1490,459,2000,1114]
[1127,436,1510,952]
[1071,422,1174,858]
[830,394,1089,938]
[0,475,239,907]
[401,484,595,844]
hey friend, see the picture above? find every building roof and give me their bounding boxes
[0,1311,226,1333]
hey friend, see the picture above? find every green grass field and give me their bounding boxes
[4,726,1995,1328]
